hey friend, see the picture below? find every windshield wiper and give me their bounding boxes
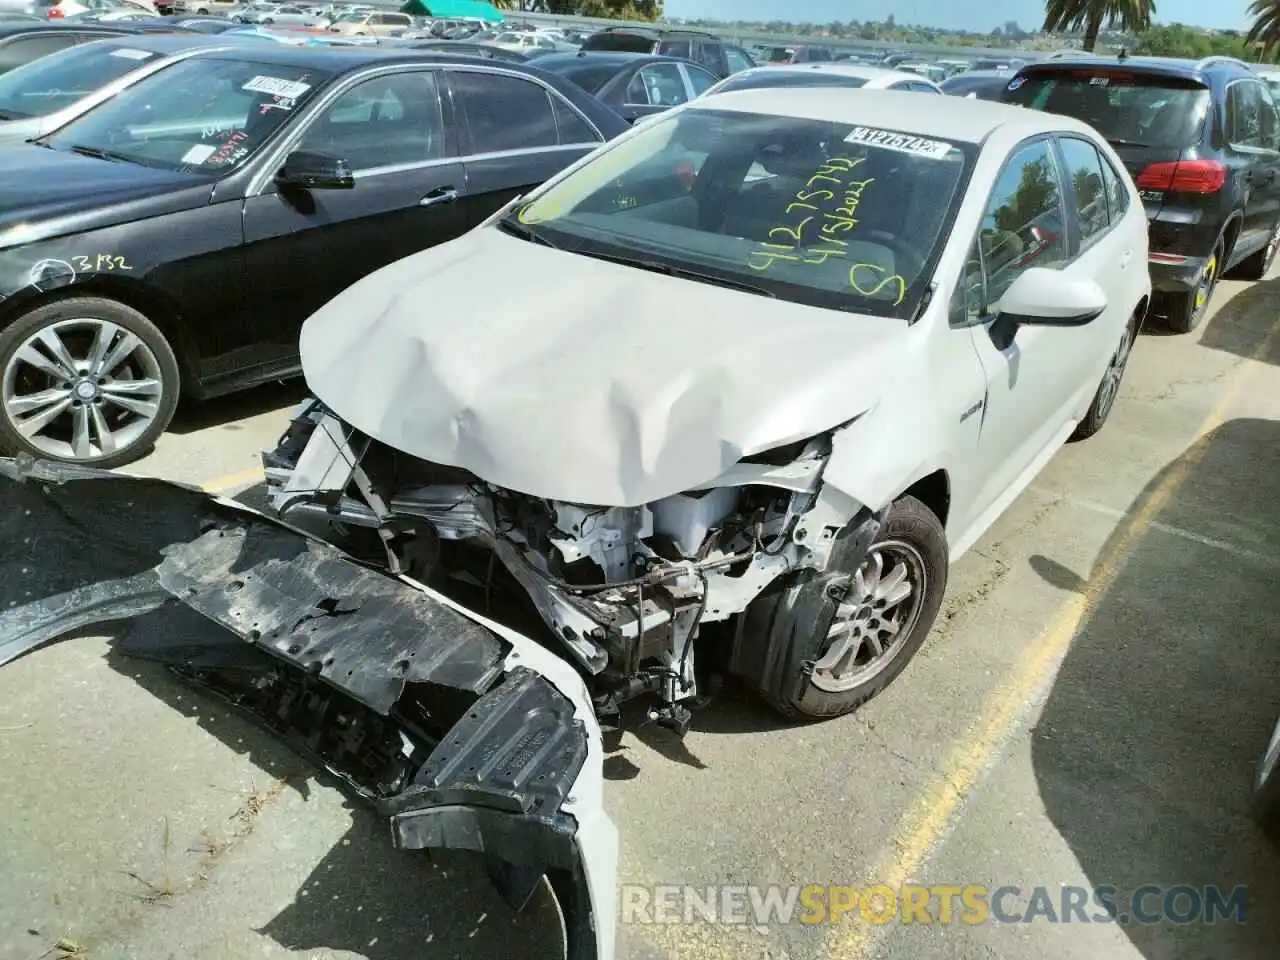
[68,144,132,163]
[1106,137,1151,148]
[578,249,777,299]
[496,217,558,248]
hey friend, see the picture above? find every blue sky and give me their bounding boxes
[664,0,1256,33]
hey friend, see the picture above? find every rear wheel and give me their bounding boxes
[1164,238,1222,334]
[0,297,180,469]
[1070,309,1139,442]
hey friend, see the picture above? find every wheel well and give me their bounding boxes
[1222,215,1243,261]
[901,469,950,528]
[2,279,200,396]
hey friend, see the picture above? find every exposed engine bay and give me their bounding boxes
[265,400,874,734]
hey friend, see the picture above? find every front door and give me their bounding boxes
[240,68,465,364]
[953,138,1106,533]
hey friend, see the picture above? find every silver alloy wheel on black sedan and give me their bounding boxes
[0,298,180,469]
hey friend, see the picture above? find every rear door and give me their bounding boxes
[1225,77,1280,260]
[241,67,465,357]
[447,66,604,220]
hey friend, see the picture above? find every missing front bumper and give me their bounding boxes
[0,456,617,960]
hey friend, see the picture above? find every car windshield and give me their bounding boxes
[712,70,868,93]
[1003,69,1211,148]
[0,41,161,120]
[43,57,330,174]
[504,108,972,320]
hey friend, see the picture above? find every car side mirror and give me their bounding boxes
[995,267,1106,327]
[277,150,354,190]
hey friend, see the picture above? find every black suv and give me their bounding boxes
[580,26,729,78]
[1002,55,1280,332]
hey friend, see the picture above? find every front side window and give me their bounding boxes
[452,70,557,153]
[1057,136,1109,248]
[975,140,1067,306]
[43,57,330,174]
[625,63,688,107]
[507,108,973,320]
[297,71,444,170]
[685,64,716,96]
[1004,69,1211,150]
[0,41,159,120]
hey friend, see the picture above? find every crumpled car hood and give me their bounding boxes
[299,227,908,506]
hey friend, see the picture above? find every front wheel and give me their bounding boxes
[0,297,180,469]
[750,495,949,719]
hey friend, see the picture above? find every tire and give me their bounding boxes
[262,17,273,23]
[1252,717,1280,840]
[0,297,180,469]
[750,495,949,719]
[1070,308,1139,442]
[1230,219,1280,281]
[1164,236,1223,334]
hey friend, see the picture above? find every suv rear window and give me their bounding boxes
[582,32,655,53]
[1003,69,1211,150]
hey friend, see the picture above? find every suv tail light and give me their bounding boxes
[1136,159,1226,194]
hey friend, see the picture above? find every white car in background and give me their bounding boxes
[272,90,1151,726]
[703,62,945,95]
[490,30,574,54]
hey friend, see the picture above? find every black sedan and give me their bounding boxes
[0,20,167,75]
[940,69,1013,101]
[532,51,718,122]
[0,48,627,467]
[403,40,528,63]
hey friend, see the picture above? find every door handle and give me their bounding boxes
[419,186,458,207]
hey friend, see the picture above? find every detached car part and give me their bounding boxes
[0,456,617,960]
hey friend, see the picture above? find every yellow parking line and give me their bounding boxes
[200,465,264,495]
[825,319,1280,960]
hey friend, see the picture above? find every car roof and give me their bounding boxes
[1018,54,1252,78]
[697,87,1088,145]
[78,32,231,52]
[732,62,931,85]
[0,21,128,37]
[531,50,686,68]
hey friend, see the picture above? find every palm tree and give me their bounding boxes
[1042,0,1155,52]
[1247,0,1280,58]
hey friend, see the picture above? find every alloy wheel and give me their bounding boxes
[1194,251,1218,314]
[1,318,165,462]
[1095,316,1136,421]
[809,542,927,693]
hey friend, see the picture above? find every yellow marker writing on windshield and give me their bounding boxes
[849,262,907,305]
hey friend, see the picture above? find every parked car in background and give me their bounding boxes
[580,25,729,79]
[757,43,834,65]
[404,39,527,62]
[533,50,717,122]
[723,42,753,73]
[183,0,242,15]
[1002,54,1280,332]
[0,32,226,145]
[704,62,942,95]
[328,9,409,36]
[941,69,1012,100]
[169,13,240,31]
[0,49,629,467]
[490,29,569,56]
[0,20,148,74]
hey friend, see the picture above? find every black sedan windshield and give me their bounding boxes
[44,56,330,173]
[0,41,161,120]
[507,108,972,319]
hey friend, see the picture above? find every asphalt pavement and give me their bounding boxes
[2,267,1278,960]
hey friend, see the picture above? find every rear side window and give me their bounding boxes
[1098,150,1129,221]
[661,38,691,58]
[1004,70,1211,150]
[1226,79,1276,148]
[452,71,557,153]
[550,94,599,145]
[1057,136,1110,248]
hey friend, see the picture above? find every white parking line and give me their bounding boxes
[1031,485,1280,570]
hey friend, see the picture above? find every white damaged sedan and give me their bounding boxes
[267,89,1150,729]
